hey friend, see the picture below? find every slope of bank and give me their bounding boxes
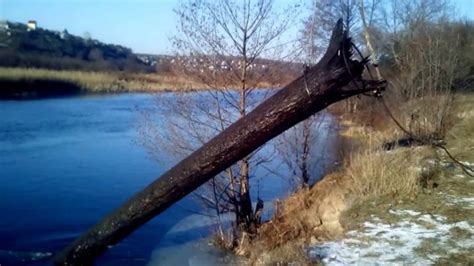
[248,93,474,265]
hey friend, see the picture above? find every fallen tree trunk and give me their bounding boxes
[54,19,385,265]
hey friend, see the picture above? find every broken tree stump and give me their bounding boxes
[53,19,386,265]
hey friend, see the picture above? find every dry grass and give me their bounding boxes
[247,99,444,264]
[246,124,434,264]
[241,90,474,264]
[340,92,474,263]
[342,124,428,200]
[196,87,469,264]
[0,67,281,95]
[0,67,206,93]
[445,93,474,162]
[345,145,421,198]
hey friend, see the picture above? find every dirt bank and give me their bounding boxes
[246,93,474,265]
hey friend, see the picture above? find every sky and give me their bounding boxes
[0,0,179,54]
[0,0,473,55]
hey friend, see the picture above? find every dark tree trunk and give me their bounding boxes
[53,19,385,265]
[302,159,309,185]
[237,158,254,230]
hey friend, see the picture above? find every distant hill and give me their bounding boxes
[0,21,155,72]
[0,20,301,81]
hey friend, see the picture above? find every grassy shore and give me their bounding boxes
[0,67,208,98]
[247,92,474,264]
[0,67,281,99]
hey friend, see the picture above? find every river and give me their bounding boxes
[0,93,338,265]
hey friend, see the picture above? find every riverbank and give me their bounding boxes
[247,92,474,264]
[0,67,282,99]
[0,67,206,99]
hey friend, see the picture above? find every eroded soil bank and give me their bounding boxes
[246,93,474,265]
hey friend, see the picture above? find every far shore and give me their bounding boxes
[0,67,280,99]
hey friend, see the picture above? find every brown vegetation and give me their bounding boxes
[0,67,207,95]
[243,1,474,263]
[246,117,432,264]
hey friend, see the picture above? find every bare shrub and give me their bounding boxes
[275,114,332,188]
[139,0,301,249]
[386,24,460,140]
[370,0,463,141]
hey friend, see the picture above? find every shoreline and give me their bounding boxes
[246,92,474,264]
[0,67,283,100]
[0,78,211,100]
[0,67,203,99]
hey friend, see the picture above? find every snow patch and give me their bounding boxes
[443,194,474,209]
[460,161,474,168]
[308,209,474,265]
[388,209,421,216]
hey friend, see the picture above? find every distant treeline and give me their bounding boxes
[0,20,305,89]
[0,21,155,72]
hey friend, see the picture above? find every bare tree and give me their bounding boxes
[275,113,335,188]
[139,0,299,245]
[300,0,370,59]
[380,0,451,64]
[300,0,383,113]
[277,0,382,185]
[373,0,460,139]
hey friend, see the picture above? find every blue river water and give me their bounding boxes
[0,93,337,265]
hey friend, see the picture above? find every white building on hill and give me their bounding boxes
[0,20,8,31]
[27,20,37,31]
